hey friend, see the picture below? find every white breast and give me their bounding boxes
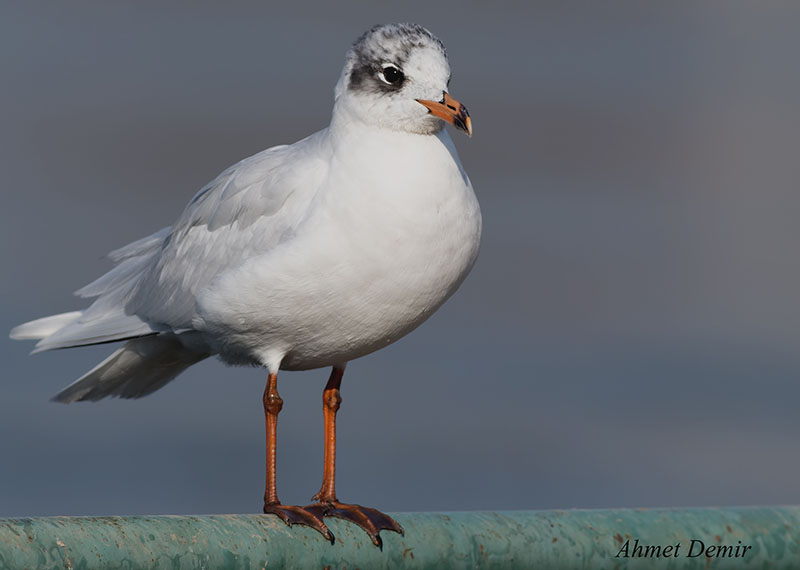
[196,127,481,371]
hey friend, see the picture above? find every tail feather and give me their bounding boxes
[53,333,209,403]
[10,312,83,341]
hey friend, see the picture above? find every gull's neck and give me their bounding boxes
[322,95,466,203]
[328,96,383,143]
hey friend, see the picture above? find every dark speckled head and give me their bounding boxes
[333,24,459,135]
[347,24,447,96]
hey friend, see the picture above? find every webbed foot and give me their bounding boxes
[264,502,334,544]
[306,501,403,548]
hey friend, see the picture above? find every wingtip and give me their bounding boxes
[9,323,34,341]
[9,311,84,342]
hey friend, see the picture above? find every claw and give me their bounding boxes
[308,502,403,548]
[263,503,335,544]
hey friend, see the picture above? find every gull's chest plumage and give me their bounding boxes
[197,129,481,369]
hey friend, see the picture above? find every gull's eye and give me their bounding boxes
[379,65,404,86]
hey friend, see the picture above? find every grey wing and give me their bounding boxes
[26,131,328,352]
[126,132,328,330]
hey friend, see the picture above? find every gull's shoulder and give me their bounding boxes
[177,129,331,232]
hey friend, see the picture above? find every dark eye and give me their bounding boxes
[379,65,404,85]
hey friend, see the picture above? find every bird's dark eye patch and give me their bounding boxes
[379,65,404,86]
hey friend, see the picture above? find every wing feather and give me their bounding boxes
[125,130,329,329]
[12,129,329,352]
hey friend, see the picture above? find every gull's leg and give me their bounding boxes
[262,372,333,543]
[305,366,404,548]
[312,366,344,502]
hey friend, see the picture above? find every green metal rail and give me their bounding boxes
[1,507,799,569]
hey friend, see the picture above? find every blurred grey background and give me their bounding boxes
[2,2,799,517]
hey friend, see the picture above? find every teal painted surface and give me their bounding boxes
[1,507,799,569]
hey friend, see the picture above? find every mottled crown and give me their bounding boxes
[345,23,447,95]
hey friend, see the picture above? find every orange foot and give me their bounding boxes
[306,502,404,549]
[263,503,334,544]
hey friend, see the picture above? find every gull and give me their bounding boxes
[10,23,480,547]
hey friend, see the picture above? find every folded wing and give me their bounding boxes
[11,130,329,399]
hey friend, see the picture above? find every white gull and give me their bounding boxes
[11,22,480,547]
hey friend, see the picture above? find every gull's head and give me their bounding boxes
[334,23,471,137]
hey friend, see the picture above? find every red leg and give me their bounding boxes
[262,372,333,543]
[312,366,344,503]
[305,366,404,548]
[263,372,281,505]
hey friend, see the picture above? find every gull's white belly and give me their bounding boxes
[195,129,481,371]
